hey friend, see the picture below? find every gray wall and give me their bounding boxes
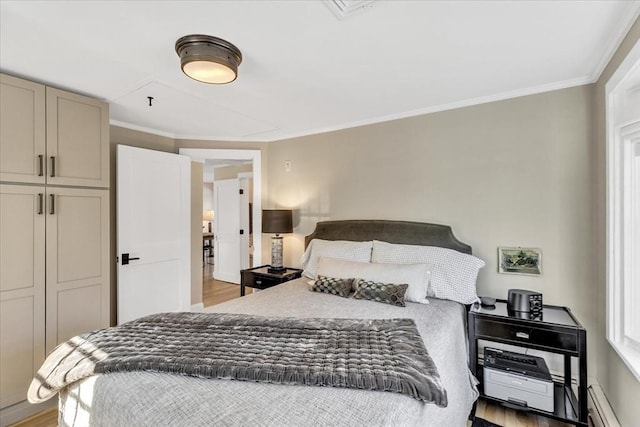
[267,85,598,377]
[214,163,253,181]
[594,17,640,426]
[190,161,203,305]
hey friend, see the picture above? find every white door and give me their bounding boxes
[214,178,241,283]
[117,145,190,324]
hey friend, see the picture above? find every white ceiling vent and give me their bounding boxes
[323,0,377,20]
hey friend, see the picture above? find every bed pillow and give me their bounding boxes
[300,239,373,279]
[353,279,408,307]
[311,275,353,298]
[371,240,485,305]
[316,257,431,304]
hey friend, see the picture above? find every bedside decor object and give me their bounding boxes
[498,247,542,275]
[507,289,543,314]
[479,296,496,307]
[262,209,293,273]
[175,34,242,84]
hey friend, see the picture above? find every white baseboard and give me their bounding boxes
[191,302,204,312]
[588,383,621,427]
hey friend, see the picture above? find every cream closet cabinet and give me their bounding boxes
[0,74,108,186]
[0,73,110,421]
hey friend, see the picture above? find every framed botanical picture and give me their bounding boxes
[498,247,542,275]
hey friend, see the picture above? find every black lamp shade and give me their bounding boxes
[262,210,293,234]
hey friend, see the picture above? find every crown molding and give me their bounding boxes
[111,75,593,143]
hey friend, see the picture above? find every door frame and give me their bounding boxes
[237,173,252,270]
[179,148,262,267]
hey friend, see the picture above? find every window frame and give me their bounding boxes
[606,39,640,381]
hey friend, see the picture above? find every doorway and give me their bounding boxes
[180,148,262,305]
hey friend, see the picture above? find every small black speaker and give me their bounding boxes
[507,289,543,313]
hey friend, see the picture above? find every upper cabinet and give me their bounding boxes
[46,87,109,187]
[0,74,109,188]
[0,74,46,184]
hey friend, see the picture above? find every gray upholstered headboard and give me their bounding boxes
[304,220,472,254]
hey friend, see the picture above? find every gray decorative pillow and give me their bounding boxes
[311,275,353,297]
[353,279,408,307]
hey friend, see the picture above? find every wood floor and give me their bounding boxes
[8,408,56,427]
[10,265,570,427]
[469,399,570,426]
[202,263,243,307]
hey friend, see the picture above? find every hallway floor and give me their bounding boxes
[202,262,243,307]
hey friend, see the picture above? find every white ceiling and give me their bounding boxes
[1,1,638,142]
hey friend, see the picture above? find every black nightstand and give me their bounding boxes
[240,265,303,296]
[468,300,587,426]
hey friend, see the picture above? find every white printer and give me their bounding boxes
[483,347,554,412]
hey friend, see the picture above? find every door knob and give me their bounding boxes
[121,253,140,265]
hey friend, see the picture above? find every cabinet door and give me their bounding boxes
[0,185,46,409]
[46,88,109,188]
[45,187,109,351]
[0,74,46,184]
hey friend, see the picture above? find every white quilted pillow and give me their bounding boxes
[316,257,431,304]
[371,240,484,305]
[300,239,373,279]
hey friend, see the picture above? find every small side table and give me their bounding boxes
[468,300,587,426]
[240,265,303,296]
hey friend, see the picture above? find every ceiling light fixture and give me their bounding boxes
[175,34,242,84]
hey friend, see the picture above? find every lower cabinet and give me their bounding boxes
[0,184,109,412]
[0,185,45,409]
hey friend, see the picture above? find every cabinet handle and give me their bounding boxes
[49,193,55,215]
[515,331,530,339]
[37,193,43,215]
[50,156,56,177]
[38,155,44,177]
[255,280,262,285]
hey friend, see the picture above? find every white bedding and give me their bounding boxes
[59,279,478,427]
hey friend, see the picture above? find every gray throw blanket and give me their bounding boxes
[28,312,447,406]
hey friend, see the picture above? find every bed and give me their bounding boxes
[30,220,481,426]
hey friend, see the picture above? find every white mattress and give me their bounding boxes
[59,278,478,426]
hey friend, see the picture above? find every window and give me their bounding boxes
[606,40,640,379]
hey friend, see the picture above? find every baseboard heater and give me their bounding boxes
[587,384,620,427]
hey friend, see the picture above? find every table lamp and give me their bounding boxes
[262,209,293,273]
[203,210,214,232]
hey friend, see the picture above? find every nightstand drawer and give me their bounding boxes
[240,266,303,296]
[241,271,279,289]
[251,275,281,289]
[475,319,577,352]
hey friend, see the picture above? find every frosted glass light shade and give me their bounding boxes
[183,61,236,84]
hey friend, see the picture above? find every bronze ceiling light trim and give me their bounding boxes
[175,34,243,84]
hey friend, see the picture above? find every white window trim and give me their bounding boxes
[606,39,640,381]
